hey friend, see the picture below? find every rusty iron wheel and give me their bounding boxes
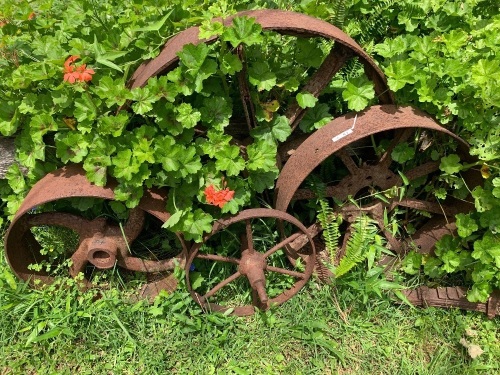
[126,9,394,134]
[275,105,482,277]
[185,208,316,316]
[4,164,187,299]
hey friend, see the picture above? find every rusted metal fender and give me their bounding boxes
[274,105,473,212]
[127,9,394,104]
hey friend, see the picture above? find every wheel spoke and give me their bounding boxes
[203,271,242,299]
[69,241,90,278]
[405,161,440,182]
[237,45,257,131]
[379,128,413,167]
[266,266,306,279]
[121,208,145,243]
[245,219,254,254]
[120,256,177,273]
[263,231,302,258]
[285,44,352,130]
[337,148,359,175]
[27,212,91,237]
[394,198,460,216]
[195,253,240,264]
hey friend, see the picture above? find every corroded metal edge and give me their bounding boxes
[127,9,393,104]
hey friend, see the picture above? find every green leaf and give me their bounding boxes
[175,103,201,129]
[200,96,232,130]
[97,112,129,137]
[471,59,500,86]
[55,132,90,163]
[215,146,245,176]
[200,130,233,158]
[467,282,492,303]
[440,249,461,273]
[473,233,500,268]
[177,43,210,77]
[342,76,375,112]
[423,256,444,278]
[246,140,278,172]
[131,87,156,115]
[164,210,184,229]
[391,142,415,164]
[180,209,214,242]
[401,251,422,275]
[74,94,100,123]
[131,9,173,32]
[385,60,419,92]
[270,116,292,142]
[222,16,263,47]
[96,57,123,72]
[5,164,26,194]
[296,92,318,109]
[295,38,324,68]
[455,213,478,238]
[299,103,332,133]
[440,154,462,174]
[112,149,140,181]
[248,62,276,92]
[0,102,20,136]
[199,19,224,39]
[220,53,243,75]
[248,170,278,193]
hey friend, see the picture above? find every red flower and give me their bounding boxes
[204,184,235,208]
[63,55,95,83]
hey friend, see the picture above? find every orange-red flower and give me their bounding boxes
[204,184,235,208]
[63,55,95,84]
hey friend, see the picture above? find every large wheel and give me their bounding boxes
[185,208,315,316]
[4,164,186,299]
[127,9,394,134]
[275,105,481,272]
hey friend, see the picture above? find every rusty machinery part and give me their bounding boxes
[274,105,488,313]
[185,208,316,316]
[403,287,500,319]
[127,9,394,131]
[4,164,187,299]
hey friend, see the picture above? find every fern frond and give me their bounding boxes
[330,0,346,29]
[317,198,342,261]
[335,214,378,277]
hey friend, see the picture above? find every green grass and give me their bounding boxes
[1,233,499,375]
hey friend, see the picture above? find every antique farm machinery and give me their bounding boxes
[3,10,498,317]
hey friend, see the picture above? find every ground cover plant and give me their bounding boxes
[0,0,499,373]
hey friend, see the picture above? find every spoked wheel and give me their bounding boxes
[185,208,315,316]
[4,164,186,299]
[275,105,481,272]
[127,9,393,136]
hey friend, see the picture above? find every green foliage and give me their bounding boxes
[335,214,381,278]
[317,198,342,260]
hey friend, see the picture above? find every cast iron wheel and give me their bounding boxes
[275,105,482,270]
[127,9,394,138]
[185,208,315,316]
[4,164,187,299]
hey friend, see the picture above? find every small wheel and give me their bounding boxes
[185,208,315,316]
[4,164,187,299]
[275,105,481,266]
